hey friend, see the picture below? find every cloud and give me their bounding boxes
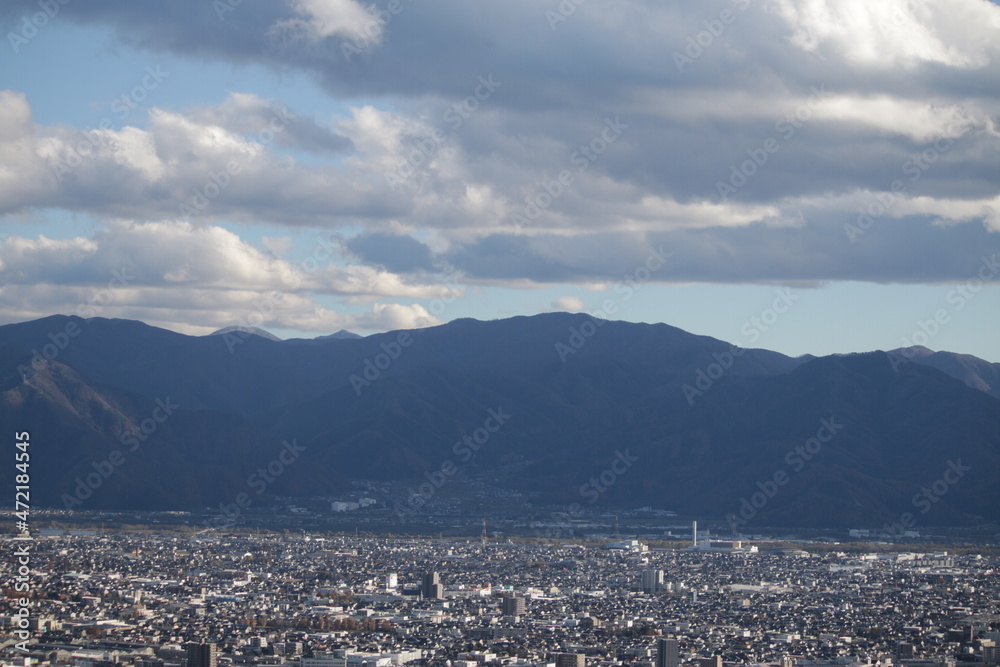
[0,0,999,296]
[769,0,996,68]
[0,91,399,226]
[186,92,353,154]
[355,303,438,331]
[442,215,1000,286]
[343,232,436,273]
[262,236,294,257]
[551,296,586,312]
[0,220,452,334]
[272,0,386,43]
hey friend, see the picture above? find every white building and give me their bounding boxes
[686,540,758,554]
[605,540,647,552]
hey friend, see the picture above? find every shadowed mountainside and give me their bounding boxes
[0,313,996,527]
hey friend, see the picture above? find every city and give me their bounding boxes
[1,528,997,667]
[2,3,999,667]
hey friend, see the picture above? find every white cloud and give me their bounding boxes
[0,220,454,334]
[262,236,294,257]
[0,91,392,226]
[767,0,997,67]
[815,97,985,143]
[551,296,586,312]
[272,0,385,43]
[0,0,999,314]
[355,303,439,331]
[904,194,1000,231]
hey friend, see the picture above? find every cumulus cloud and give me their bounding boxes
[0,91,399,226]
[768,0,997,68]
[551,296,586,312]
[271,0,386,43]
[0,220,450,334]
[355,303,439,331]
[262,236,294,257]
[0,0,999,306]
[343,232,436,273]
[185,92,352,154]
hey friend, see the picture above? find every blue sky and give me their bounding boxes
[1,0,999,361]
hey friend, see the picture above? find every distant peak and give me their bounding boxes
[316,329,362,340]
[891,345,935,358]
[210,325,281,341]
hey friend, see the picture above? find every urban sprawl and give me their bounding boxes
[2,528,998,667]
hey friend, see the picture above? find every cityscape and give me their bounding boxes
[2,1,1000,667]
[2,519,998,667]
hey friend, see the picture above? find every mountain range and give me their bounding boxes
[0,313,997,528]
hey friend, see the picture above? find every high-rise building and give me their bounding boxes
[502,595,526,617]
[699,657,722,667]
[186,643,218,667]
[656,638,679,667]
[276,642,304,657]
[555,654,585,667]
[641,569,664,594]
[422,571,443,599]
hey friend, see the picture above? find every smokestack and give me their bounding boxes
[692,520,698,548]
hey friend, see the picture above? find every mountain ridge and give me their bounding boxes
[210,325,282,341]
[0,313,996,527]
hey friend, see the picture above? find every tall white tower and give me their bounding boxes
[692,520,698,548]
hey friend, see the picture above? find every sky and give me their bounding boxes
[1,0,999,361]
